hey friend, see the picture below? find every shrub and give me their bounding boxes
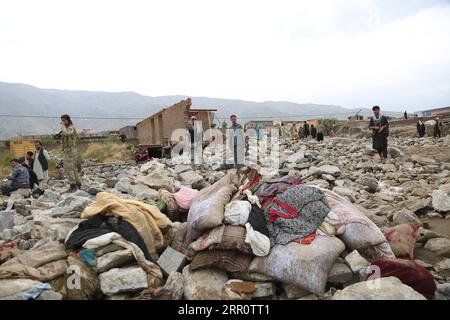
[319,118,342,135]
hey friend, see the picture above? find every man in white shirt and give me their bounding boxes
[33,140,50,181]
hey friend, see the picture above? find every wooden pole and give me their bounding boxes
[336,109,362,136]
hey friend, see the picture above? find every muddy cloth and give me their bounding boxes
[247,204,269,238]
[2,241,67,269]
[65,215,150,260]
[81,192,172,257]
[0,240,20,264]
[264,184,330,246]
[252,176,302,204]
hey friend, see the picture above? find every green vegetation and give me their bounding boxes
[319,118,342,135]
[84,141,115,161]
[125,143,134,150]
[41,135,59,146]
[0,152,13,177]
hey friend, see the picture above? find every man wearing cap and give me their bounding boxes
[368,105,389,162]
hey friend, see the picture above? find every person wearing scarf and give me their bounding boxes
[417,120,426,138]
[369,105,389,162]
[33,140,50,181]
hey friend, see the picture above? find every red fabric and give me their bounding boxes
[240,175,261,195]
[261,196,275,210]
[268,198,299,223]
[369,258,436,300]
[293,232,317,245]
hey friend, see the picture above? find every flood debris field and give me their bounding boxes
[1,134,449,300]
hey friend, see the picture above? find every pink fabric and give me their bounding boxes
[174,187,199,210]
[383,223,420,259]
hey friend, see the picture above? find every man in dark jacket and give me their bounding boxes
[369,105,389,162]
[19,157,39,189]
[1,159,30,196]
[417,120,426,138]
[434,118,442,138]
[302,122,310,139]
[310,125,317,139]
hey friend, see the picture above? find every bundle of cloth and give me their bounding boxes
[0,241,68,300]
[65,192,173,260]
[50,192,175,298]
[179,171,403,296]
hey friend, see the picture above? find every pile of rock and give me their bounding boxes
[0,134,449,300]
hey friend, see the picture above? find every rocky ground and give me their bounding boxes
[0,134,449,300]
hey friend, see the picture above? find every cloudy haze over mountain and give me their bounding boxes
[0,81,404,139]
[0,0,449,112]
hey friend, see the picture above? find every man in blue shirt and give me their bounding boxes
[1,159,30,196]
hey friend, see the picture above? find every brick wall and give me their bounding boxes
[137,99,200,145]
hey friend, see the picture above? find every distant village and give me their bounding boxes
[2,98,450,159]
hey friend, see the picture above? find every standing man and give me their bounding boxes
[434,118,442,138]
[310,124,317,139]
[302,122,310,139]
[161,138,172,159]
[369,106,389,162]
[1,159,30,196]
[186,116,203,165]
[404,111,408,120]
[230,115,244,168]
[33,140,50,182]
[25,151,34,167]
[60,114,81,192]
[417,120,426,138]
[289,123,296,141]
[279,123,287,140]
[298,125,303,140]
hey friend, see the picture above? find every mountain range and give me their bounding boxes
[0,81,401,140]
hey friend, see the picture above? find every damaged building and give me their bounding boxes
[136,98,217,148]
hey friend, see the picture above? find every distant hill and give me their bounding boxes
[0,81,401,139]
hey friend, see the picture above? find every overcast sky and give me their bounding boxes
[1,0,449,112]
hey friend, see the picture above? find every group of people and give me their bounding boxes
[280,122,322,141]
[370,106,446,162]
[1,141,49,196]
[417,118,443,138]
[186,114,244,168]
[1,114,81,196]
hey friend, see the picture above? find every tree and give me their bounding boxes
[222,121,228,129]
[319,118,341,135]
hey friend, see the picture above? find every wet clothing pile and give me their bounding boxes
[65,215,150,260]
[80,192,172,258]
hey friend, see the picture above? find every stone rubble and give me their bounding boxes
[0,134,449,300]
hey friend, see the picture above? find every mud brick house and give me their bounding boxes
[136,98,217,149]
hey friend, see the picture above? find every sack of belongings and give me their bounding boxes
[317,187,393,258]
[186,173,240,243]
[249,235,346,295]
